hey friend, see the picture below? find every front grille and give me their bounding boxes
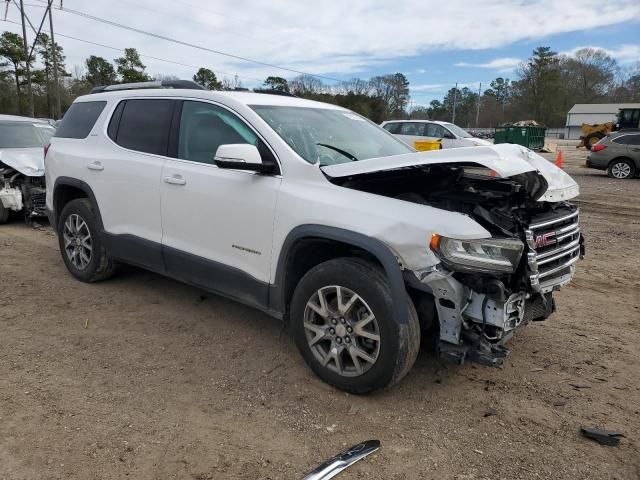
[526,209,581,292]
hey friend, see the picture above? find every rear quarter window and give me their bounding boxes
[54,101,107,139]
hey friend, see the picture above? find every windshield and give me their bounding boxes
[251,106,412,166]
[442,122,473,138]
[0,121,55,148]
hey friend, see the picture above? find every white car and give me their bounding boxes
[381,119,492,149]
[0,115,55,223]
[45,80,582,393]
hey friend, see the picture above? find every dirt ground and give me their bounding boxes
[1,147,639,480]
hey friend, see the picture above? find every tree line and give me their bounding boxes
[418,47,639,127]
[1,30,638,126]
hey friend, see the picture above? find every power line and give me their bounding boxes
[1,18,264,83]
[30,0,343,83]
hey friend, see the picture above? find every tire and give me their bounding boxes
[291,257,420,394]
[584,133,604,151]
[607,158,636,179]
[0,202,9,224]
[57,198,115,282]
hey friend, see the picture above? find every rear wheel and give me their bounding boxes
[57,198,115,282]
[584,132,604,150]
[291,258,420,393]
[607,159,635,179]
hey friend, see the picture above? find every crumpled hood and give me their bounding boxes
[0,148,45,177]
[321,143,579,202]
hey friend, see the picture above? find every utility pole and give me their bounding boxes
[19,0,34,117]
[475,82,482,128]
[48,1,61,118]
[452,82,457,124]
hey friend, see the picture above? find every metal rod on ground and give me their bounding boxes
[49,1,61,118]
[475,82,482,128]
[452,82,457,124]
[18,0,34,117]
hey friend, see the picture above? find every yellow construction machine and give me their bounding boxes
[578,107,640,150]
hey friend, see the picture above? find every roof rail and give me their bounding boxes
[90,79,206,94]
[252,88,296,97]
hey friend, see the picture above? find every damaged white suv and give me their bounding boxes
[46,81,583,393]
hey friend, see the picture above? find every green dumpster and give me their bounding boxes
[494,125,546,150]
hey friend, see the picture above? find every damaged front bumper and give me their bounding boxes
[407,243,582,367]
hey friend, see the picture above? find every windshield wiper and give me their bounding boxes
[316,143,358,162]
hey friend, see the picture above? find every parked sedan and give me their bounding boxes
[381,120,492,149]
[586,131,640,179]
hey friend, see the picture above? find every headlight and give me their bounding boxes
[431,235,524,273]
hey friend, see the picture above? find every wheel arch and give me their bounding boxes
[52,177,103,230]
[271,225,409,327]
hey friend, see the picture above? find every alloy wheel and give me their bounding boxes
[303,285,381,377]
[611,162,631,179]
[63,214,92,270]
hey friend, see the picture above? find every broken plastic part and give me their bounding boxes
[0,186,23,211]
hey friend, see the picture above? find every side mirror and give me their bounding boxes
[214,144,274,173]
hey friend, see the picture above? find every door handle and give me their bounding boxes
[163,175,186,186]
[87,162,104,171]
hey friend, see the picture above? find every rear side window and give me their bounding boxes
[111,99,175,156]
[54,101,106,139]
[612,134,640,145]
[399,122,425,136]
[383,122,401,134]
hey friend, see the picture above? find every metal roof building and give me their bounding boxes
[565,103,640,139]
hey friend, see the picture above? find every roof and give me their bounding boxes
[567,103,640,115]
[78,88,345,110]
[382,120,451,125]
[0,114,50,123]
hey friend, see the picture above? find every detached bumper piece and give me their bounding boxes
[301,440,380,480]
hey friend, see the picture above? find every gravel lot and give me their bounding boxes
[1,147,639,479]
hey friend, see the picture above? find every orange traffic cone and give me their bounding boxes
[555,150,564,168]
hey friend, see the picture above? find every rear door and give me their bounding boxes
[622,134,640,164]
[159,100,282,307]
[93,98,176,269]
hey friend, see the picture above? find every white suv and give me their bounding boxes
[46,80,583,393]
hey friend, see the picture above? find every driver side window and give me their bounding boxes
[178,101,258,164]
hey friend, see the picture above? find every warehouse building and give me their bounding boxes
[565,103,640,139]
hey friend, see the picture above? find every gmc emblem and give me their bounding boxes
[534,232,556,248]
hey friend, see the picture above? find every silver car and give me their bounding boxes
[586,131,640,179]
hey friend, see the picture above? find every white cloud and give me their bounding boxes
[561,44,640,64]
[455,57,522,72]
[416,68,427,74]
[4,0,640,84]
[411,83,446,92]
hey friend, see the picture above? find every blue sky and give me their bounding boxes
[3,0,639,106]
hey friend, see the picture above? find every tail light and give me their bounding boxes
[591,144,607,152]
[44,143,51,159]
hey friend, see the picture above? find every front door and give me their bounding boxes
[160,100,282,308]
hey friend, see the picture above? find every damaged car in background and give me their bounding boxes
[0,115,54,224]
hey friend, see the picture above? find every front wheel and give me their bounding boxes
[291,258,420,394]
[607,159,635,179]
